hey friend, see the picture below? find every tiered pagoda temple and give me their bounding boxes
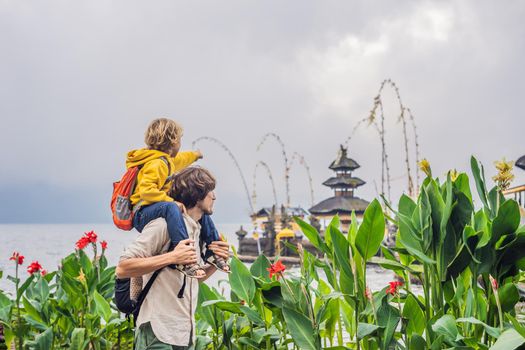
[309,145,370,231]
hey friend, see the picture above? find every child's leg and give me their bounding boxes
[199,215,220,260]
[133,202,189,245]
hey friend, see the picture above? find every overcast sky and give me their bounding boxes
[0,1,524,223]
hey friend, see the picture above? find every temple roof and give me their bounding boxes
[323,175,366,188]
[254,206,309,217]
[517,155,525,171]
[309,196,370,215]
[329,145,360,171]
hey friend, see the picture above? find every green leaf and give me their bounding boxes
[78,249,93,275]
[403,294,425,336]
[17,274,35,301]
[193,335,213,350]
[7,275,19,284]
[446,244,474,280]
[357,322,381,340]
[492,200,521,243]
[282,306,319,350]
[454,173,473,201]
[399,194,417,217]
[197,284,219,330]
[330,225,353,280]
[355,199,386,260]
[0,291,12,322]
[470,156,489,209]
[25,328,53,350]
[348,211,359,245]
[506,313,525,339]
[410,334,427,350]
[70,328,87,350]
[375,257,419,275]
[261,285,283,308]
[250,255,271,281]
[294,217,327,253]
[201,300,243,314]
[376,298,400,349]
[490,328,525,350]
[456,317,500,338]
[397,213,435,264]
[22,296,45,325]
[93,290,112,322]
[324,215,341,250]
[432,314,459,342]
[495,283,519,313]
[238,337,261,349]
[229,256,256,303]
[240,305,265,325]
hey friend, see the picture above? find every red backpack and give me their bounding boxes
[111,157,170,230]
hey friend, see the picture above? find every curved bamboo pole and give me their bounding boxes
[192,136,254,213]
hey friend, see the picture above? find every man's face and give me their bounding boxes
[197,190,216,215]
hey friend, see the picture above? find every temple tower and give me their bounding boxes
[309,145,370,231]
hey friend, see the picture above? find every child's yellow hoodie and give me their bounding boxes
[126,148,199,206]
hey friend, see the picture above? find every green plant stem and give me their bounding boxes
[423,264,432,347]
[493,289,504,330]
[348,245,360,350]
[14,263,22,350]
[397,295,407,348]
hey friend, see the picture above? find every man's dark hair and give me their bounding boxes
[170,166,216,208]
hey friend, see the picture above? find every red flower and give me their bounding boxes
[27,261,43,274]
[100,240,108,250]
[9,251,24,265]
[75,236,90,250]
[267,260,286,279]
[387,281,403,295]
[40,269,47,277]
[85,231,98,243]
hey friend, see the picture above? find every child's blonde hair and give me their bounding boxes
[144,118,183,153]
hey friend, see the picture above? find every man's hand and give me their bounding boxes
[169,239,198,265]
[208,240,230,260]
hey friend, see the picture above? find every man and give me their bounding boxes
[116,166,230,349]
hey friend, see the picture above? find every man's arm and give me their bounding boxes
[116,239,198,278]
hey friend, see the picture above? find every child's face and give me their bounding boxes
[169,140,181,157]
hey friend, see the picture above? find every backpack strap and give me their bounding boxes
[132,269,162,320]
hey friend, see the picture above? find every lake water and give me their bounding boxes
[0,224,397,295]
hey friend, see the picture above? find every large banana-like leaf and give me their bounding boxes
[282,306,319,350]
[355,199,385,261]
[229,256,256,304]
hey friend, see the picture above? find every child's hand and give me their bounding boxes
[195,150,203,159]
[175,201,187,214]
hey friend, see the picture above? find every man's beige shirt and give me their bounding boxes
[120,216,202,346]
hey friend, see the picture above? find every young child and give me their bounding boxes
[127,118,229,278]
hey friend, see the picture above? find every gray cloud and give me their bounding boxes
[0,0,524,223]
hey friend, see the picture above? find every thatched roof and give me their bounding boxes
[254,206,309,217]
[309,196,370,215]
[323,175,366,188]
[329,145,360,171]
